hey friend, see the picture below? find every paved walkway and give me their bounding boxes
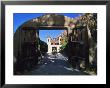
[24,53,89,75]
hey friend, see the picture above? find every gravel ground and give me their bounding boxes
[24,53,89,75]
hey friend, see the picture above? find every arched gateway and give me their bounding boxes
[14,14,76,60]
[14,13,97,74]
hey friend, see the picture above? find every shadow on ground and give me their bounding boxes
[23,53,89,75]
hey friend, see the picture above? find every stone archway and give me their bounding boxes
[14,14,76,61]
[14,14,76,73]
[14,13,97,74]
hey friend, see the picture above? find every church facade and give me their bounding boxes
[47,36,62,53]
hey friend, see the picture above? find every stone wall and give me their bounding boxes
[67,13,97,71]
[14,27,39,74]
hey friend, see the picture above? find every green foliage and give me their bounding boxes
[60,42,67,50]
[60,37,68,51]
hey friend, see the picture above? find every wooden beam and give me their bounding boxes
[22,26,69,30]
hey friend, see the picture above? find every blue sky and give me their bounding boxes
[39,30,64,43]
[13,13,82,42]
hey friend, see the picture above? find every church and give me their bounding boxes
[47,35,62,53]
[47,30,68,53]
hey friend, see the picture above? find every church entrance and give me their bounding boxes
[52,47,57,53]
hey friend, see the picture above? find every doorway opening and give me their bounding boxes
[39,27,68,55]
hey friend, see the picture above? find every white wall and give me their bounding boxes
[47,45,62,53]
